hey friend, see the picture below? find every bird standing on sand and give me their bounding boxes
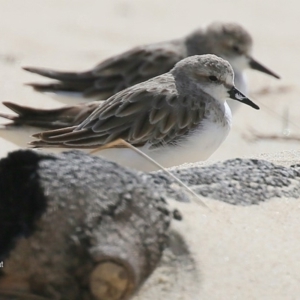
[30,55,259,171]
[23,22,279,107]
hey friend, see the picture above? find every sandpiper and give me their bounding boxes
[30,55,259,171]
[23,22,279,113]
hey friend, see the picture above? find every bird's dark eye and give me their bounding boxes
[232,45,240,53]
[209,75,218,82]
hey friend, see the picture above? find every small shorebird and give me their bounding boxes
[23,22,279,111]
[29,55,259,171]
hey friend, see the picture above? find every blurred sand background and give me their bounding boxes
[0,1,300,299]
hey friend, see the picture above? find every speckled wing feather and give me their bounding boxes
[31,73,206,149]
[0,101,99,129]
[24,41,186,99]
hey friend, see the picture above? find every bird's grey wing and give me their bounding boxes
[24,41,185,99]
[0,101,99,129]
[32,74,205,149]
[90,43,186,94]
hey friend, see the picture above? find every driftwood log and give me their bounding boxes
[0,150,181,300]
[2,150,298,299]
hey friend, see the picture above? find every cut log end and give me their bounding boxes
[89,261,135,300]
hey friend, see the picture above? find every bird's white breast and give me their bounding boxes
[148,103,232,168]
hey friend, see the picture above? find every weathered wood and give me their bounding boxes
[0,150,179,300]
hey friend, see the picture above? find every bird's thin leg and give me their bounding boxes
[89,139,125,154]
[90,139,211,210]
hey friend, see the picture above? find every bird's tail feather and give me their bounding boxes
[0,102,97,129]
[23,66,95,82]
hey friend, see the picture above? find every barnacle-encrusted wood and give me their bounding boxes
[0,150,175,300]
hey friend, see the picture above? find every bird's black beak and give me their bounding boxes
[248,57,280,79]
[228,86,260,110]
